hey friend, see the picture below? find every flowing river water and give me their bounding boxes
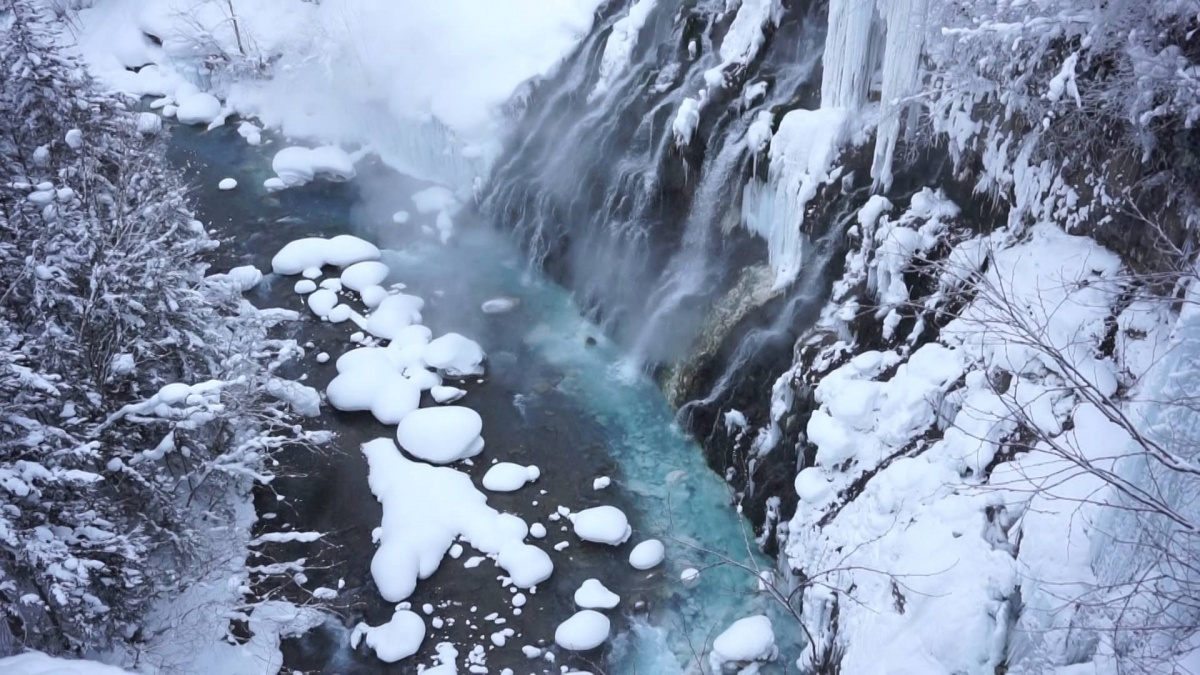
[167,122,797,673]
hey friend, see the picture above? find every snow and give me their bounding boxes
[592,476,611,490]
[294,279,316,294]
[680,568,700,587]
[354,609,426,663]
[206,265,262,292]
[218,178,238,191]
[271,146,356,187]
[341,261,390,292]
[136,112,162,135]
[704,0,782,89]
[395,407,484,464]
[481,296,519,314]
[554,610,611,651]
[482,463,540,492]
[424,333,486,377]
[741,107,851,288]
[590,0,658,100]
[365,294,426,340]
[362,439,552,602]
[271,235,382,275]
[672,96,702,147]
[175,92,223,126]
[431,386,467,404]
[574,578,620,609]
[306,289,339,318]
[392,210,411,224]
[628,539,665,569]
[412,186,460,215]
[709,615,777,669]
[570,505,632,545]
[0,653,129,674]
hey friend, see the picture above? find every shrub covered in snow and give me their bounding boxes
[0,2,325,653]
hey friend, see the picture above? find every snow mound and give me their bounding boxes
[395,407,484,464]
[628,539,665,570]
[175,92,222,125]
[341,261,390,292]
[423,333,486,377]
[362,439,552,602]
[353,609,426,663]
[570,506,631,545]
[365,294,426,340]
[554,610,611,651]
[482,463,540,492]
[574,579,619,609]
[218,178,237,191]
[710,615,777,670]
[271,146,356,187]
[271,235,381,275]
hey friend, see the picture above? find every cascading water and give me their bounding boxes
[484,0,827,366]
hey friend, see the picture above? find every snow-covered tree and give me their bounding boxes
[0,0,325,654]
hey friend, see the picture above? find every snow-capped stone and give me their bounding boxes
[136,112,162,135]
[294,279,317,294]
[423,333,485,377]
[175,92,222,126]
[64,128,83,149]
[431,386,467,404]
[570,506,631,545]
[341,261,390,292]
[272,146,356,187]
[354,609,426,663]
[710,615,777,670]
[574,579,619,609]
[237,121,262,145]
[271,235,382,275]
[629,539,665,570]
[482,463,540,492]
[218,178,238,191]
[307,289,338,318]
[593,476,611,490]
[264,177,287,192]
[554,610,610,651]
[481,296,520,314]
[395,407,484,464]
[365,294,425,340]
[681,568,701,588]
[530,523,547,538]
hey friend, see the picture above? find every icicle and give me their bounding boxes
[820,0,885,109]
[871,0,929,190]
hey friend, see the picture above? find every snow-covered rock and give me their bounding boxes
[482,463,540,492]
[573,579,619,609]
[175,92,222,125]
[554,610,610,651]
[709,615,777,670]
[570,506,631,545]
[423,333,485,377]
[395,407,484,464]
[352,609,426,663]
[218,178,237,191]
[628,539,665,570]
[271,236,382,275]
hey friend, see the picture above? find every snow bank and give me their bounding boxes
[362,438,552,602]
[0,653,130,674]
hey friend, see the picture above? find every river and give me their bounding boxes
[167,121,797,673]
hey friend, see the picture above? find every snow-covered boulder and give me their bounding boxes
[574,579,620,609]
[628,539,665,570]
[481,463,540,492]
[554,610,610,651]
[570,505,631,545]
[175,92,222,125]
[395,406,484,464]
[709,615,777,670]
